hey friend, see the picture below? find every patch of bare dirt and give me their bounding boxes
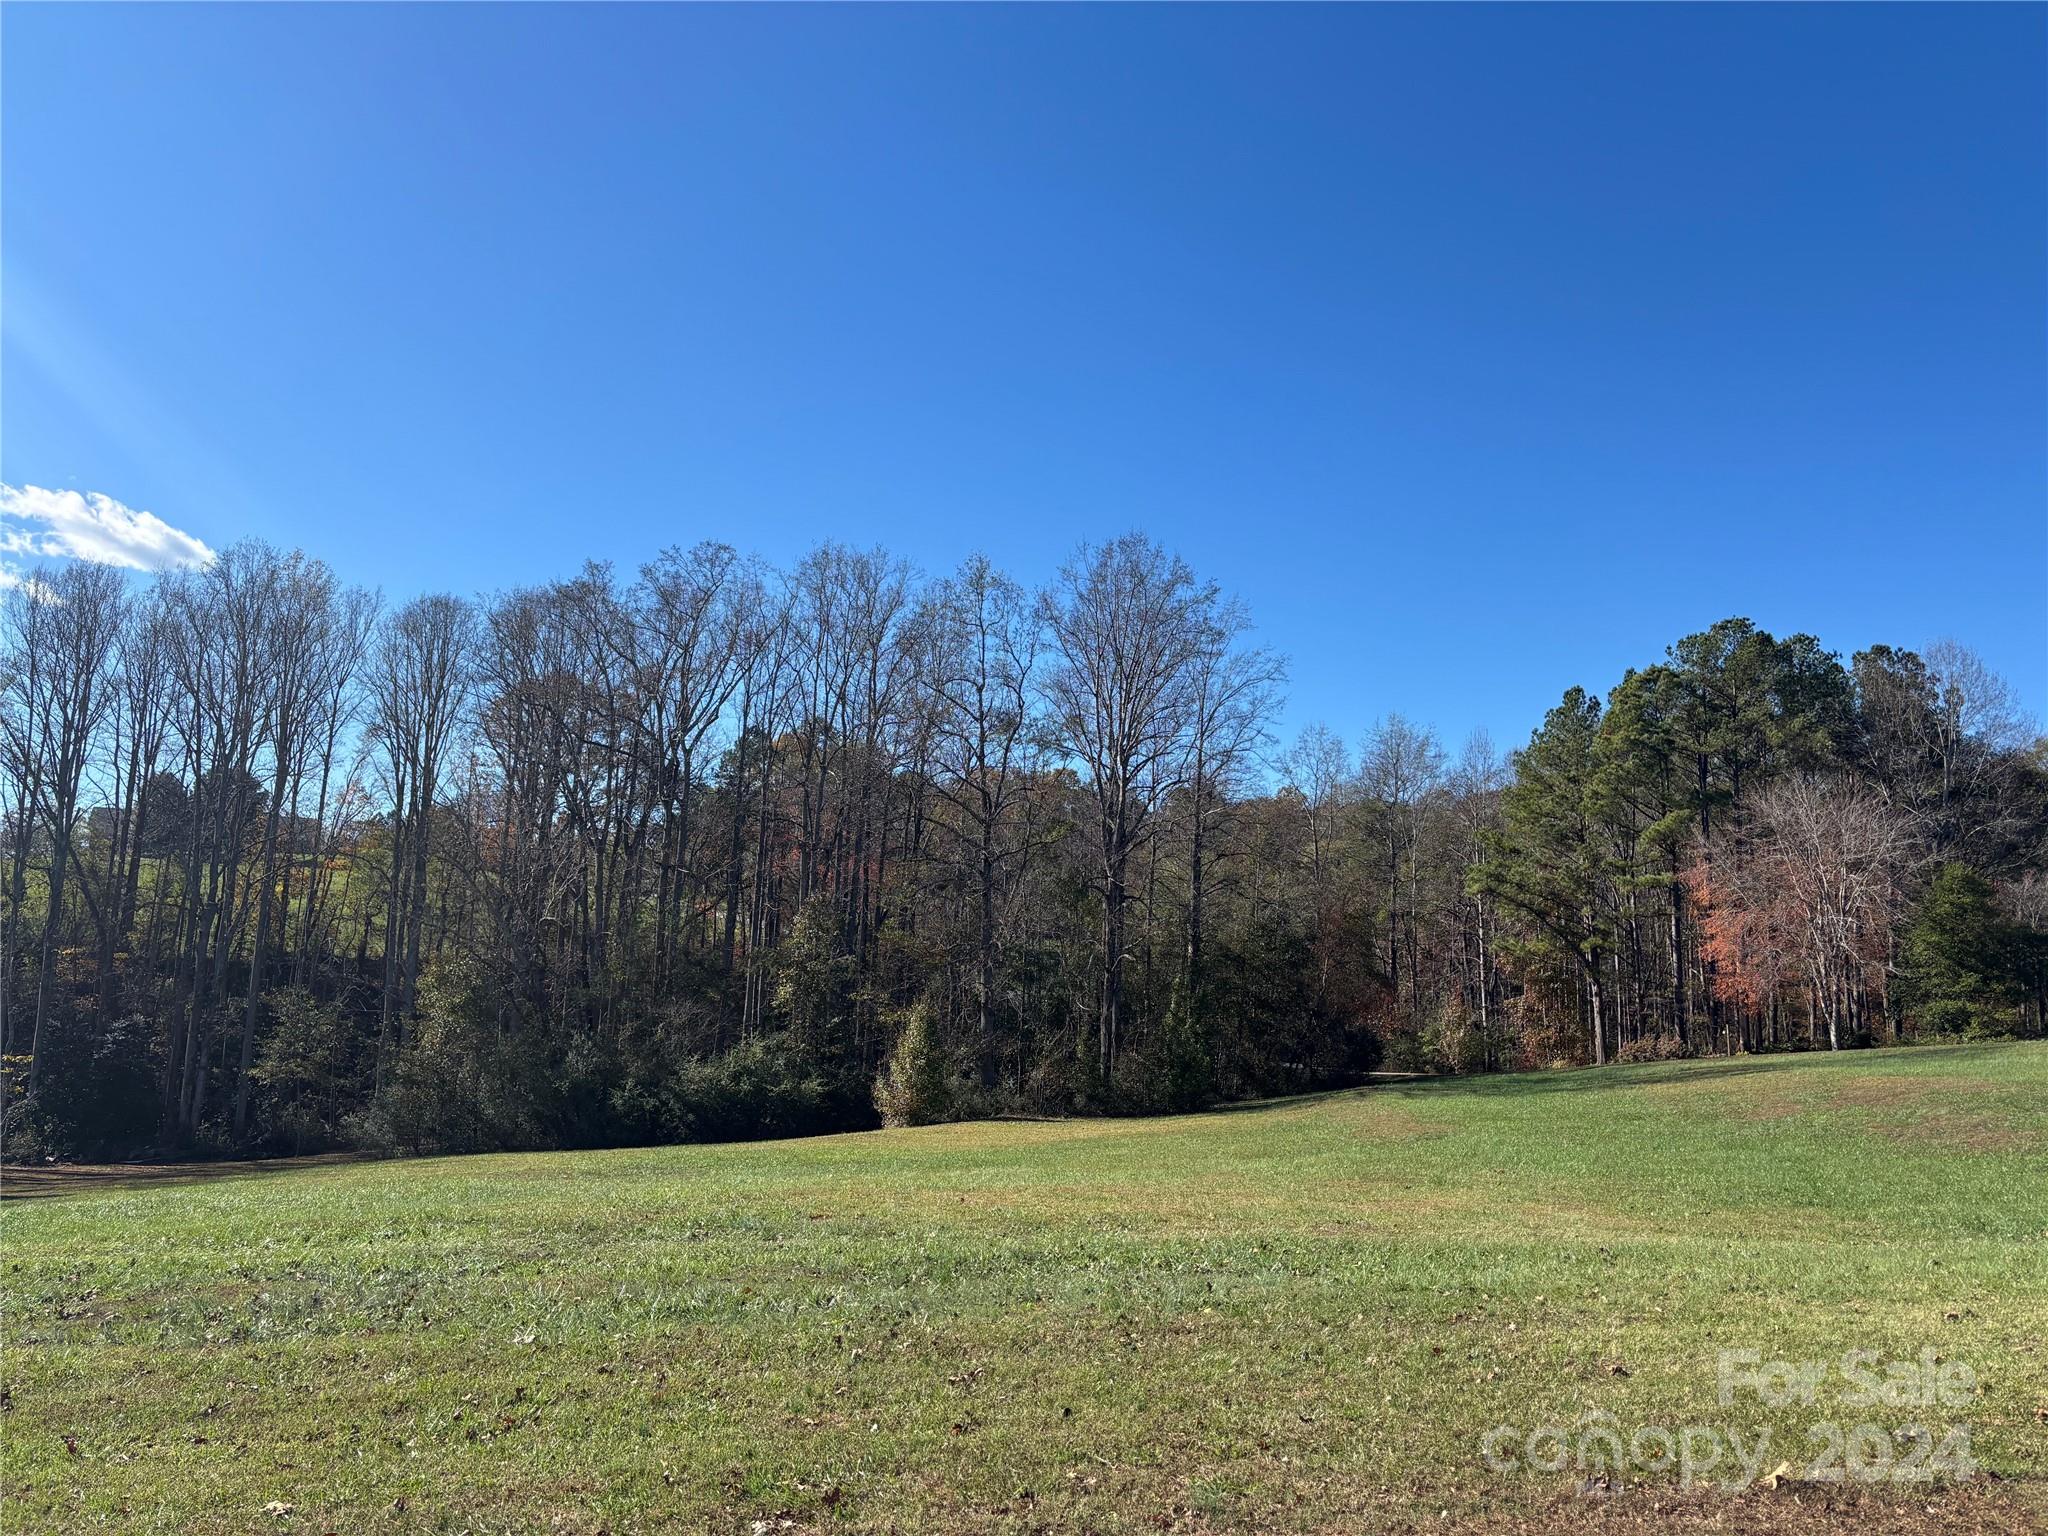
[1729,1090,1806,1122]
[1640,1079,1807,1123]
[1352,1105,1446,1141]
[1868,1116,2036,1155]
[1827,1076,1999,1111]
[1821,1077,2037,1153]
[1659,1074,2037,1151]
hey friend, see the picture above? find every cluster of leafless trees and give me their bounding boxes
[2,541,2042,1157]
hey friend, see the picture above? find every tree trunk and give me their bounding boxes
[236,754,290,1137]
[1586,951,1607,1066]
[977,819,997,1091]
[27,823,72,1097]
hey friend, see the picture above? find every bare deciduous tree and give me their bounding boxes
[371,594,476,1072]
[921,555,1044,1086]
[14,565,126,1096]
[1039,535,1215,1078]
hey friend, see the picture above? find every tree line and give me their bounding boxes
[2,537,2042,1158]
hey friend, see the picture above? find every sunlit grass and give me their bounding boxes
[4,1042,2044,1533]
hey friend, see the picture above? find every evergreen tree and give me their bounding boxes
[1472,688,1619,1064]
[1901,863,2020,1033]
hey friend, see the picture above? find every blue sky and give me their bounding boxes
[4,4,2043,753]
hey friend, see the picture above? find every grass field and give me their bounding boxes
[4,1044,2046,1534]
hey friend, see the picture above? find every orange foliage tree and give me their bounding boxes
[1684,776,1912,1048]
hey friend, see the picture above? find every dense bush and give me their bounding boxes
[2,1006,159,1160]
[1615,1033,1693,1064]
[1154,986,1215,1112]
[249,988,363,1153]
[874,1000,954,1127]
[346,953,879,1156]
[1899,864,2033,1038]
[351,956,556,1154]
[665,1035,873,1142]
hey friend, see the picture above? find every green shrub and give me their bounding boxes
[1616,1032,1692,1064]
[671,1033,871,1142]
[874,1001,952,1127]
[352,956,555,1154]
[1913,997,2007,1039]
[249,988,362,1153]
[1155,985,1214,1111]
[1900,864,2027,1038]
[4,1007,159,1159]
[772,898,856,1063]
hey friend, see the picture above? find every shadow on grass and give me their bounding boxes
[0,1152,365,1202]
[1206,1054,1808,1118]
[10,1044,2033,1199]
[1393,1057,1797,1098]
[1372,1041,2038,1104]
[1212,1040,2031,1122]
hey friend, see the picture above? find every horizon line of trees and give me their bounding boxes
[3,535,2043,1160]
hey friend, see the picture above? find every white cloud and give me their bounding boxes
[0,483,215,576]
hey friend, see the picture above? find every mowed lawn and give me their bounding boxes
[4,1045,2046,1535]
